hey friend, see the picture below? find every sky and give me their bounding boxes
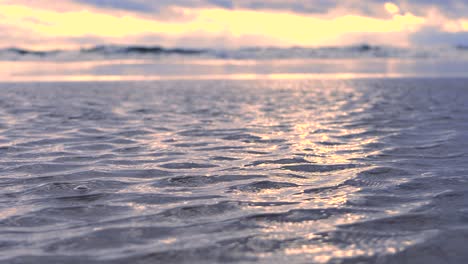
[1,0,468,50]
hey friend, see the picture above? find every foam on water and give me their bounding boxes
[0,79,467,263]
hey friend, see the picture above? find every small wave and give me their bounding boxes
[244,208,364,223]
[229,180,298,192]
[282,163,360,172]
[156,174,265,188]
[126,194,223,205]
[247,157,309,166]
[158,201,243,220]
[159,162,219,169]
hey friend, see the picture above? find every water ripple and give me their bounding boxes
[0,79,467,263]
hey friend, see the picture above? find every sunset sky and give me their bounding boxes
[1,0,468,49]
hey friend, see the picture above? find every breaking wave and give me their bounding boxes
[1,44,468,61]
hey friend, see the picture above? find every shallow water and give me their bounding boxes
[0,78,468,263]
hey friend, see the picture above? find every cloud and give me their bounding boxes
[411,26,468,46]
[76,0,152,12]
[399,0,468,19]
[67,0,468,19]
[0,0,467,49]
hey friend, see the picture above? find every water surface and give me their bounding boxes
[1,78,467,263]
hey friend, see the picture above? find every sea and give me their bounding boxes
[1,45,468,263]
